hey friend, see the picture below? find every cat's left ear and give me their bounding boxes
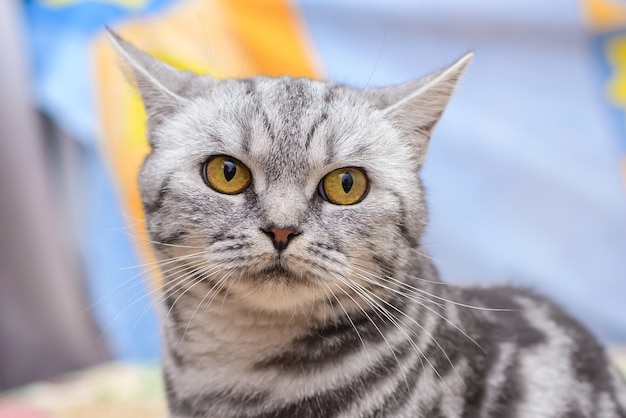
[373,52,473,162]
[106,29,203,131]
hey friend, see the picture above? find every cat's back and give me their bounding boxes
[459,284,626,417]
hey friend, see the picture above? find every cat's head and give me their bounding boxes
[109,31,471,316]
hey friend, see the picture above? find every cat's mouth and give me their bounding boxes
[252,255,307,281]
[258,262,296,278]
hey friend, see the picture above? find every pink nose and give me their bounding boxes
[271,228,294,244]
[262,227,299,251]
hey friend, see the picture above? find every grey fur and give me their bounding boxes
[109,30,626,417]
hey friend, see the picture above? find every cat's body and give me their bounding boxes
[109,31,626,417]
[162,280,626,417]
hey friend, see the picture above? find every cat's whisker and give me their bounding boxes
[349,280,456,397]
[361,25,387,90]
[334,275,423,388]
[328,274,413,392]
[86,267,154,312]
[94,258,200,321]
[128,263,218,336]
[408,247,449,267]
[95,261,205,340]
[347,254,452,287]
[314,277,334,326]
[349,259,509,312]
[348,264,444,308]
[351,270,485,353]
[318,280,373,367]
[160,265,223,332]
[88,251,213,312]
[118,257,208,312]
[112,250,209,271]
[304,286,318,323]
[345,271,465,388]
[177,268,233,349]
[198,18,217,69]
[111,226,206,249]
[219,270,241,315]
[199,271,232,317]
[380,273,513,312]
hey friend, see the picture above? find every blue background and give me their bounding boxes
[22,0,626,360]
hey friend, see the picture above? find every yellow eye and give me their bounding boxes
[319,167,369,205]
[203,156,252,195]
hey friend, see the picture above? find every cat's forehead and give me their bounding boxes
[175,77,394,183]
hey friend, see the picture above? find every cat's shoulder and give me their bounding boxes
[458,283,626,398]
[455,283,626,416]
[458,283,601,349]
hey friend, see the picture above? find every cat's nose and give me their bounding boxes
[261,227,300,252]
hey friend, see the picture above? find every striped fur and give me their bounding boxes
[109,32,626,417]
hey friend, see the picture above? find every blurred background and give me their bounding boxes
[0,0,625,406]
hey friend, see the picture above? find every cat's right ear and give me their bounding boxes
[106,29,196,129]
[371,53,473,163]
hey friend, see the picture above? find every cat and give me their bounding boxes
[108,30,626,417]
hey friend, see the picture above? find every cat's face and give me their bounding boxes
[110,31,470,315]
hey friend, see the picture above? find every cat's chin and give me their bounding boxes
[235,280,325,316]
[246,253,316,283]
[257,263,298,279]
[223,262,328,314]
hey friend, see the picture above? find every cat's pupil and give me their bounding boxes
[223,161,237,182]
[340,172,353,193]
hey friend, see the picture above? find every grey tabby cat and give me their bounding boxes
[108,31,626,417]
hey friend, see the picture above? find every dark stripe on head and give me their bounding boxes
[324,86,335,104]
[285,78,306,103]
[372,254,395,278]
[244,79,276,144]
[324,131,337,166]
[143,175,172,215]
[390,191,418,248]
[242,78,255,95]
[305,112,328,149]
[240,117,252,153]
[153,230,187,246]
[243,187,260,211]
[311,241,341,253]
[260,110,276,142]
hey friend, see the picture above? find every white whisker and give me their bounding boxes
[329,273,412,392]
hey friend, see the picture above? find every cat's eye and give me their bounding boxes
[318,167,368,205]
[202,155,252,195]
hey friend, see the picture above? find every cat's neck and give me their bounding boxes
[161,286,316,376]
